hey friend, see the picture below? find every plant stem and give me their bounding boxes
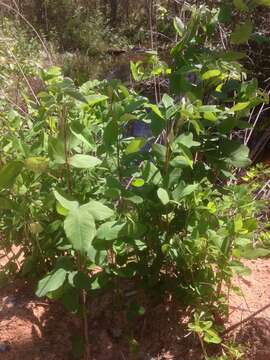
[77,254,91,360]
[148,0,159,104]
[62,107,89,359]
[82,288,90,360]
[198,334,208,359]
[164,124,171,240]
[62,106,72,193]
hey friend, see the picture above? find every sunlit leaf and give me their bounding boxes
[173,133,200,149]
[64,206,96,253]
[81,201,114,221]
[240,247,270,259]
[174,16,185,36]
[86,94,108,106]
[157,188,170,205]
[131,179,145,187]
[53,190,79,211]
[161,94,174,109]
[125,138,147,155]
[96,221,126,241]
[202,69,221,80]
[231,102,250,112]
[69,154,101,169]
[36,268,67,297]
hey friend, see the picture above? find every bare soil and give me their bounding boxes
[0,259,270,360]
[228,259,270,360]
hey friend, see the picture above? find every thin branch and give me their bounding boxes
[223,301,270,335]
[244,90,270,146]
[0,1,52,64]
[8,49,40,105]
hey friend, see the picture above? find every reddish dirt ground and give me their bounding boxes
[0,259,270,359]
[228,259,270,360]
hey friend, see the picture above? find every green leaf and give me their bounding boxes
[64,206,96,253]
[104,120,118,146]
[68,271,92,291]
[254,0,270,6]
[65,88,87,103]
[142,161,162,185]
[157,188,170,205]
[131,178,145,187]
[230,260,251,276]
[234,214,243,233]
[53,190,79,211]
[56,203,69,216]
[172,183,199,201]
[48,137,65,164]
[219,3,232,24]
[216,51,246,61]
[231,147,251,167]
[204,329,222,344]
[81,201,114,221]
[86,94,108,106]
[147,104,164,119]
[177,144,194,168]
[125,138,147,155]
[89,272,109,290]
[233,0,249,11]
[0,161,24,190]
[231,22,253,44]
[130,61,142,81]
[152,144,166,163]
[161,94,174,109]
[221,140,251,167]
[241,247,270,259]
[203,112,217,121]
[122,192,143,204]
[170,155,192,168]
[198,105,221,113]
[173,133,200,149]
[174,16,185,36]
[41,66,62,81]
[231,102,250,112]
[0,196,18,211]
[244,218,257,232]
[202,69,221,80]
[96,221,126,241]
[36,268,67,297]
[69,154,101,169]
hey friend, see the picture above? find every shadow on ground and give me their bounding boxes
[236,318,270,360]
[0,280,75,360]
[0,280,205,360]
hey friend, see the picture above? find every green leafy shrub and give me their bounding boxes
[1,2,270,358]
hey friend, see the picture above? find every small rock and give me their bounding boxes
[2,295,17,308]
